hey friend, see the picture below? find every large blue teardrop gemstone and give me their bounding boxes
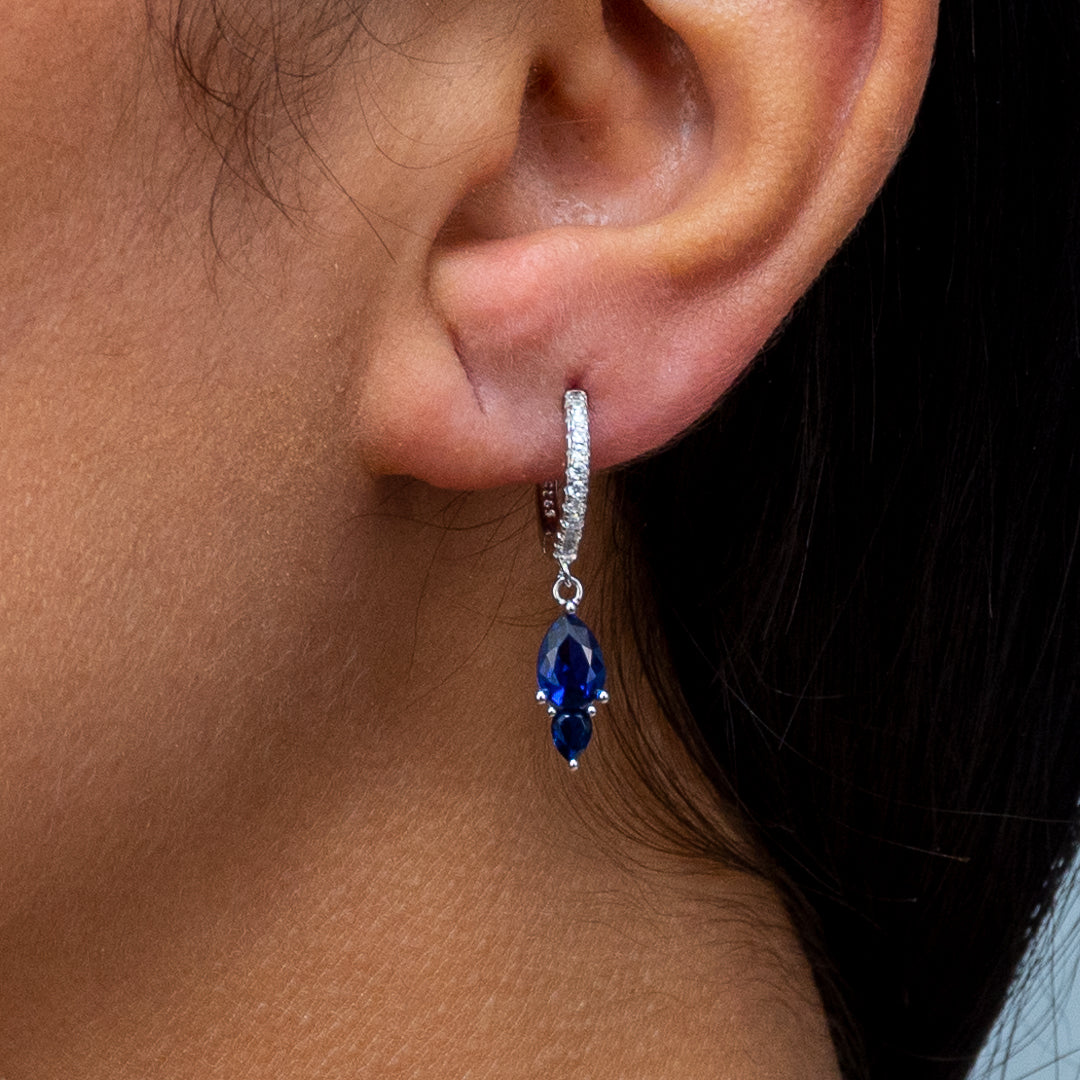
[551,710,592,766]
[536,614,606,710]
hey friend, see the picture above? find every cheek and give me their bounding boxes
[0,1,143,246]
[0,352,370,914]
[0,0,426,901]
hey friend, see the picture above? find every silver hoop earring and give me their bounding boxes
[535,390,609,769]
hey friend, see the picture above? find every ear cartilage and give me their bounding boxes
[535,390,607,770]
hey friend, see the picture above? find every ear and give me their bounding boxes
[353,0,938,489]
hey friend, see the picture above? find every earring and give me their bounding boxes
[535,390,609,769]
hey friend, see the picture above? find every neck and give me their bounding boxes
[0,478,839,1078]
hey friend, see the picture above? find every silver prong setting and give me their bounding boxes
[547,706,558,717]
[597,690,610,704]
[536,690,548,704]
[587,705,597,717]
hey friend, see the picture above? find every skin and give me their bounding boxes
[0,0,936,1074]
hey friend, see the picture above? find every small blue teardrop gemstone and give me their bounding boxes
[536,613,606,710]
[551,710,593,766]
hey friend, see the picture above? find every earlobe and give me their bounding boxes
[353,0,938,490]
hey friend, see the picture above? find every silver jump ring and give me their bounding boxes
[553,571,584,611]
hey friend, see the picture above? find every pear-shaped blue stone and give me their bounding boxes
[537,613,606,709]
[551,710,593,765]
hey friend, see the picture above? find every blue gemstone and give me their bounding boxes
[536,614,606,709]
[551,710,592,765]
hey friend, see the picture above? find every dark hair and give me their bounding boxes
[612,2,1080,1077]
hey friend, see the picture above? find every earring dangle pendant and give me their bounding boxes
[535,390,609,769]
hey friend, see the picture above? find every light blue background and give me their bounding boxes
[973,872,1080,1079]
